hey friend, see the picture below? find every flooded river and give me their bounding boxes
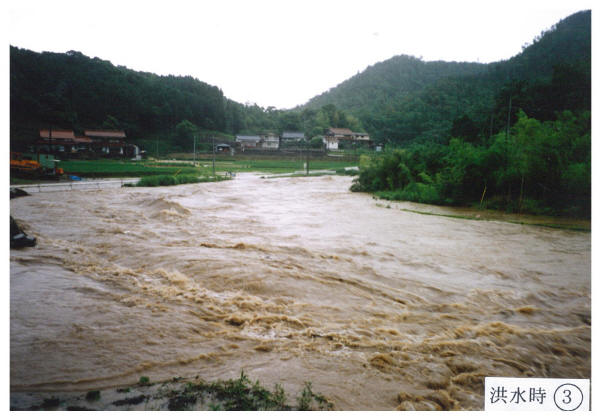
[10,174,590,410]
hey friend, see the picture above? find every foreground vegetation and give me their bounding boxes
[15,372,334,411]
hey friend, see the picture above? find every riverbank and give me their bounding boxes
[10,372,333,411]
[371,197,591,232]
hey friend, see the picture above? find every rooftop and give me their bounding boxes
[328,128,354,135]
[39,129,75,139]
[236,135,261,141]
[84,129,127,138]
[281,132,304,138]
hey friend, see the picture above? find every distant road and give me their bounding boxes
[10,178,140,194]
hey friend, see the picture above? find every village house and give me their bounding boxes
[260,133,279,149]
[323,127,372,150]
[215,143,233,153]
[353,132,371,142]
[323,127,353,150]
[235,135,261,151]
[73,135,93,153]
[37,128,140,158]
[84,129,128,156]
[38,129,76,154]
[280,132,305,148]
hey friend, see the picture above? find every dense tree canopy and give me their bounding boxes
[351,110,590,217]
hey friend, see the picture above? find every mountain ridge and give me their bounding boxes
[10,10,590,149]
[300,10,590,143]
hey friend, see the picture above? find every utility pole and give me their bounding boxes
[193,135,196,166]
[306,135,310,176]
[212,137,216,178]
[302,121,309,176]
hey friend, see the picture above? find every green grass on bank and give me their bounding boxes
[370,201,591,232]
[397,208,591,232]
[264,168,359,179]
[9,177,45,185]
[133,174,228,187]
[56,158,355,178]
[58,160,203,178]
[195,158,354,174]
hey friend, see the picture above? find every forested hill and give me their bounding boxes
[302,10,591,145]
[10,45,359,150]
[10,10,590,151]
[305,56,487,114]
[10,47,252,149]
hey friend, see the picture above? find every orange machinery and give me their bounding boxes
[10,152,64,178]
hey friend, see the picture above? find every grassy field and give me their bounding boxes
[54,157,356,178]
[57,160,202,178]
[200,158,354,174]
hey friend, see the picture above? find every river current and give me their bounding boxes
[10,174,590,410]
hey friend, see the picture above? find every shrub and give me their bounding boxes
[85,390,101,401]
[376,182,442,205]
[135,174,227,187]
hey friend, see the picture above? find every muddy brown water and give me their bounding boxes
[10,174,590,410]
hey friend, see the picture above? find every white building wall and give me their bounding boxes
[262,141,279,149]
[324,138,338,150]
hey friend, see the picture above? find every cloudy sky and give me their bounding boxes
[7,0,594,109]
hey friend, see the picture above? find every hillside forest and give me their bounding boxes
[347,11,590,217]
[10,10,591,216]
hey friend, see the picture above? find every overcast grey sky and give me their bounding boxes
[7,0,594,109]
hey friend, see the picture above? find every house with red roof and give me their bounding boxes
[323,128,371,150]
[36,128,140,158]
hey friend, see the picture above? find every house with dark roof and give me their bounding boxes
[280,132,305,148]
[215,143,233,153]
[236,135,261,151]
